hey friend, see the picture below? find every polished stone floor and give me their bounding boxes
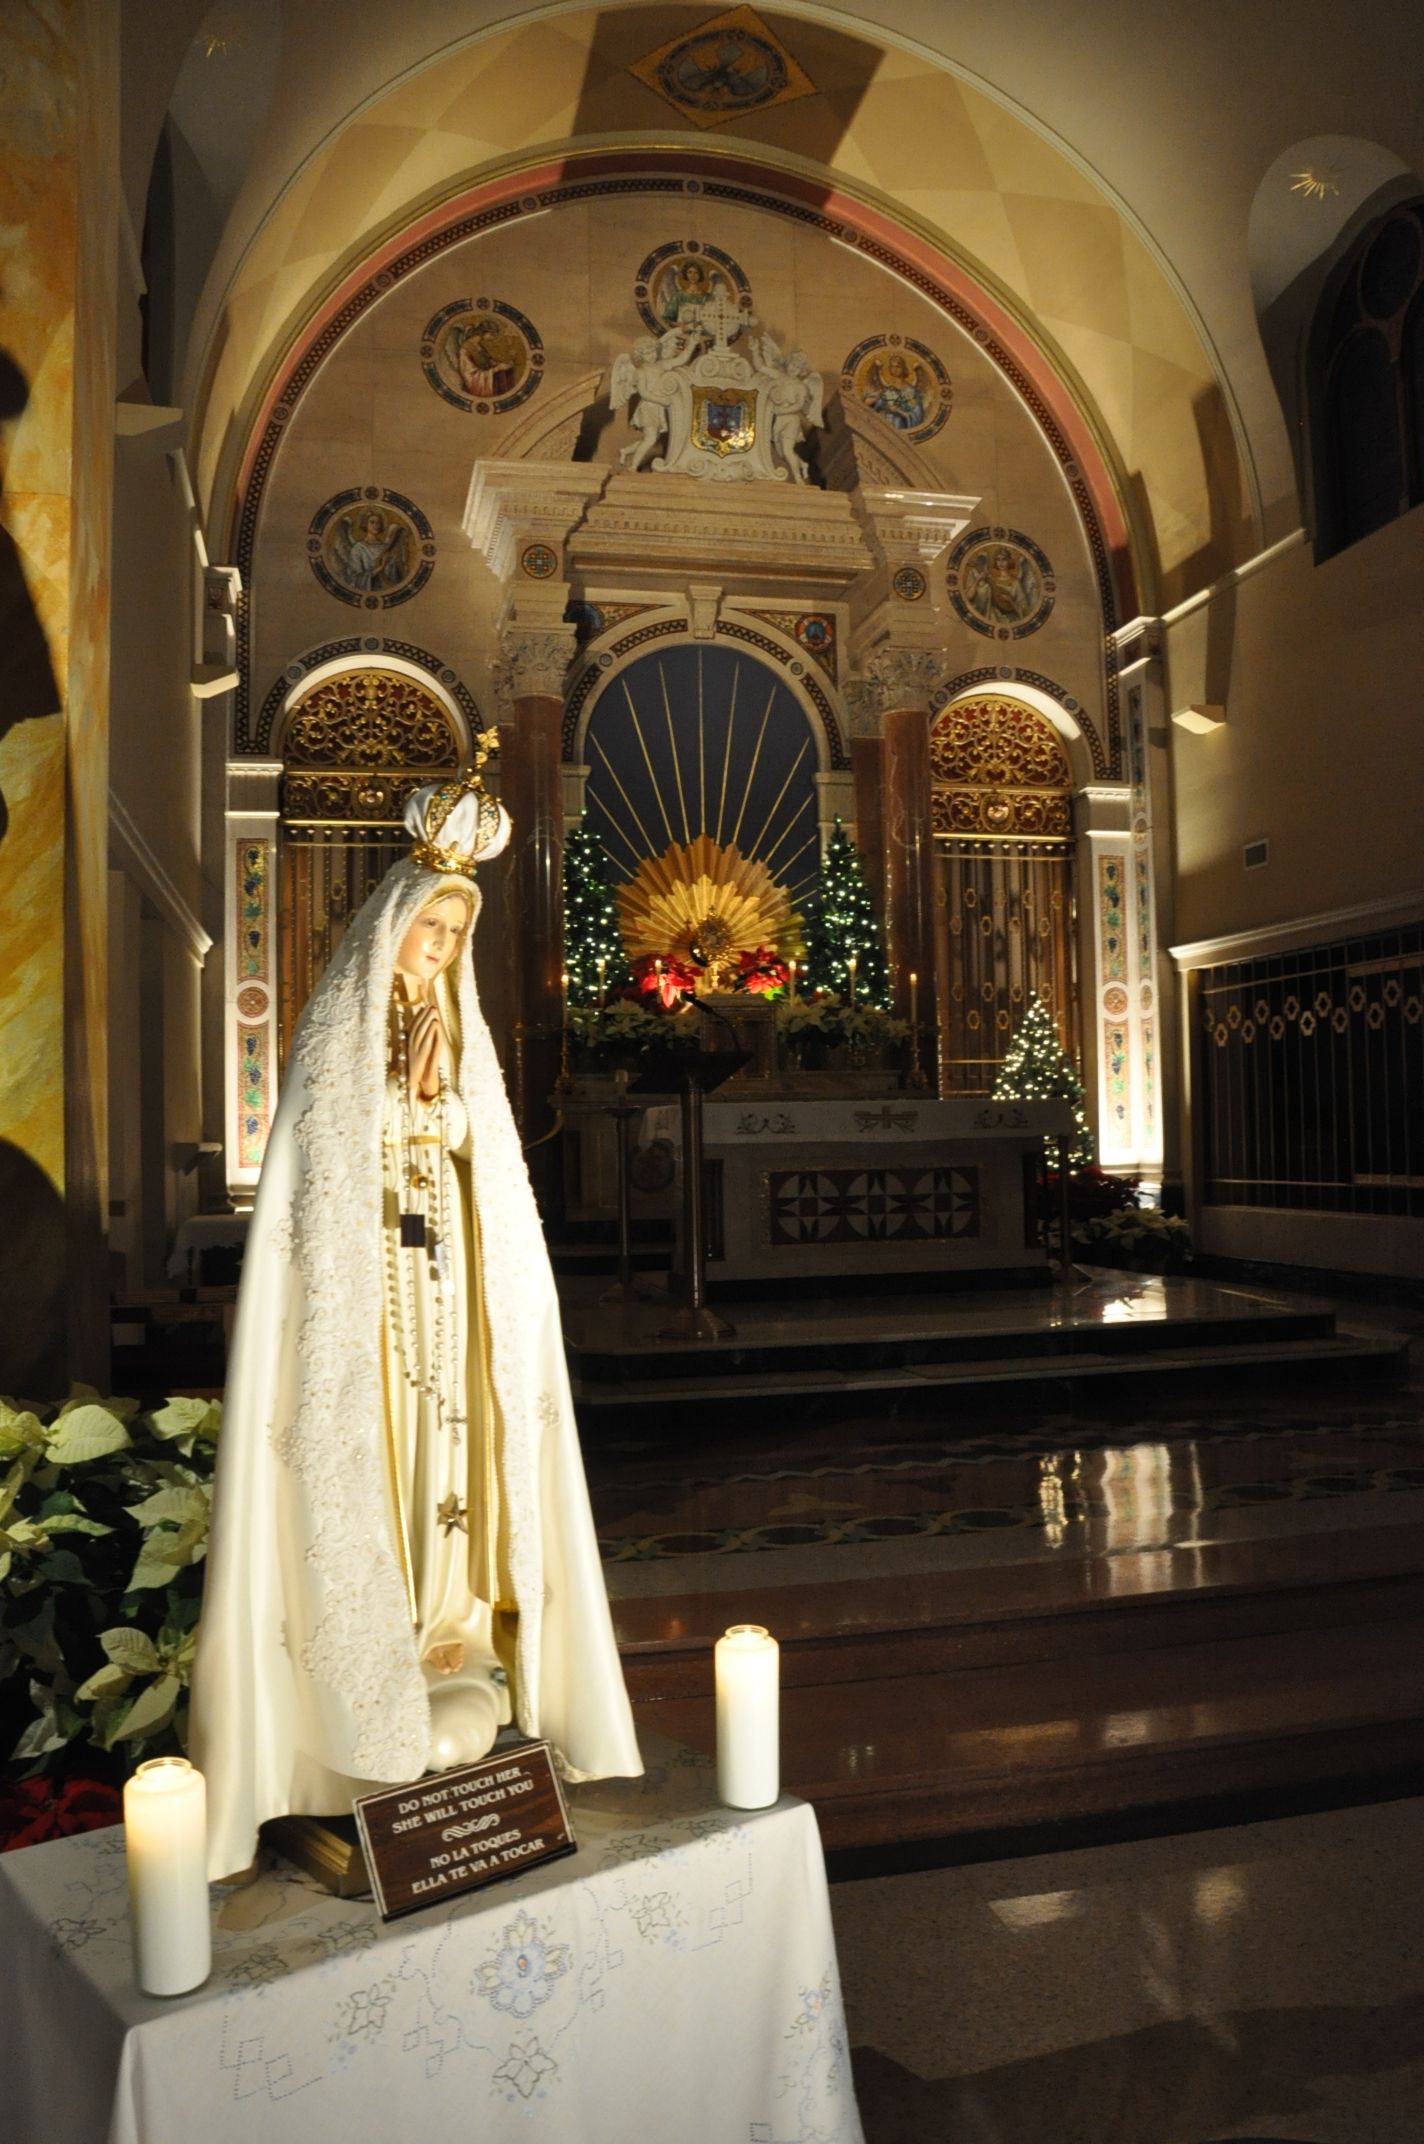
[581,1279,1424,2138]
[835,1792,1424,2143]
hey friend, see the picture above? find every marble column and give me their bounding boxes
[496,627,575,1175]
[0,1,118,1390]
[844,681,885,919]
[869,650,940,1067]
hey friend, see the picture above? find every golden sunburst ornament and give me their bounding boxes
[1290,168,1340,202]
[618,836,790,992]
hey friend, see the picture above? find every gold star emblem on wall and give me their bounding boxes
[436,1494,468,1536]
[1290,168,1341,202]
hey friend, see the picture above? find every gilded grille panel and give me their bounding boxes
[931,697,1078,1094]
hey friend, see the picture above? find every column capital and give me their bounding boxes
[866,645,942,715]
[843,678,881,741]
[493,624,579,708]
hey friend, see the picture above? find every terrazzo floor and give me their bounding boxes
[835,1792,1424,2143]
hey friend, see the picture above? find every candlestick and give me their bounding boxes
[788,958,797,1005]
[715,1623,779,1810]
[908,969,924,1088]
[124,1757,210,1996]
[596,955,608,1012]
[559,969,571,1085]
[847,953,858,1002]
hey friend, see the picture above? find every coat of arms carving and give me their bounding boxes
[611,286,824,484]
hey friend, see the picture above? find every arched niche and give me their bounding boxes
[577,641,825,914]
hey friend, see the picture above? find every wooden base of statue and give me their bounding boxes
[264,1814,370,1898]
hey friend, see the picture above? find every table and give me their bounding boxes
[0,1739,862,2144]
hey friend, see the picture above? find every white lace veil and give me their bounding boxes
[192,784,640,1876]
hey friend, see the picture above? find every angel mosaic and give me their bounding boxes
[328,506,412,596]
[307,487,435,609]
[841,333,952,444]
[947,527,1057,640]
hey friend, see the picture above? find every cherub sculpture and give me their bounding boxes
[611,328,701,470]
[752,335,824,484]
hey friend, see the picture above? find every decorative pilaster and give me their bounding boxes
[1076,784,1136,1170]
[867,648,941,1054]
[223,760,282,1203]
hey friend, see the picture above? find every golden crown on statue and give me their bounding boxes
[410,728,504,874]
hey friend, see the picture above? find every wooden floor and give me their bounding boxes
[578,1270,1424,1856]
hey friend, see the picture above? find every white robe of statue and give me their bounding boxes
[190,778,642,1881]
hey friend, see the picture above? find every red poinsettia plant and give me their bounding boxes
[630,953,700,1009]
[736,946,790,995]
[0,1775,122,1854]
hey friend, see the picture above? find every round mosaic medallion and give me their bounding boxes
[892,564,928,603]
[841,334,952,444]
[420,297,544,415]
[306,488,435,610]
[633,240,752,341]
[652,26,789,118]
[947,527,1056,641]
[520,541,558,579]
[236,984,268,1022]
[792,612,835,658]
[1103,985,1129,1016]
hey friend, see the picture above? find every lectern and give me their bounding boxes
[631,1042,748,1341]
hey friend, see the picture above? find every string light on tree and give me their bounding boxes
[562,825,632,1006]
[801,818,888,1006]
[993,993,1094,1167]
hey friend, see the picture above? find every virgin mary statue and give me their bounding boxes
[190,752,642,1880]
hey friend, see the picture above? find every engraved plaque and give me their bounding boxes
[353,1740,576,1920]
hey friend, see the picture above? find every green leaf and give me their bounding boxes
[146,1398,220,1447]
[45,1405,131,1466]
[36,1550,86,1585]
[75,1661,132,1702]
[100,1625,161,1675]
[0,1401,47,1459]
[53,1385,139,1424]
[114,1672,181,1742]
[126,1485,209,1530]
[127,1517,207,1590]
[43,1513,114,1536]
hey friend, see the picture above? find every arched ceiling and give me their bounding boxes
[141,0,1423,610]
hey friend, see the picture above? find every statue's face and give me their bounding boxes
[396,892,470,992]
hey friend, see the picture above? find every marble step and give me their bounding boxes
[631,1613,1424,1851]
[614,1519,1424,1701]
[573,1326,1406,1406]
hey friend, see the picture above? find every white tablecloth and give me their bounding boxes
[0,1739,862,2144]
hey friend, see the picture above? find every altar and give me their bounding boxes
[0,1739,861,2144]
[643,1093,1070,1286]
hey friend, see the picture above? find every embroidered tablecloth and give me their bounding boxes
[0,1738,862,2144]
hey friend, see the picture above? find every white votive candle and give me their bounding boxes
[715,1623,780,1810]
[124,1757,211,1996]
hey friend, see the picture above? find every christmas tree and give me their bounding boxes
[800,818,889,1005]
[993,993,1094,1167]
[562,824,632,1004]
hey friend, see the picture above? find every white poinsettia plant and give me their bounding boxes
[0,1388,220,1778]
